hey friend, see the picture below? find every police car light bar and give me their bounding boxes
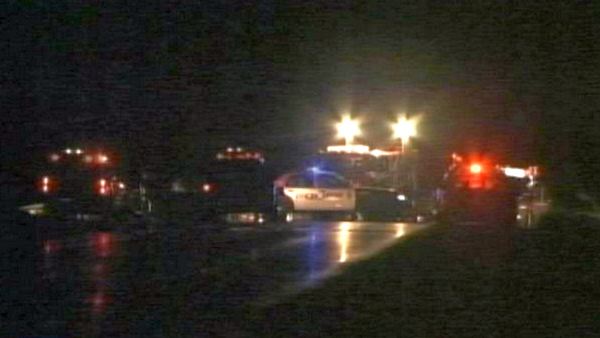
[326,144,401,157]
[326,144,370,154]
[502,167,528,179]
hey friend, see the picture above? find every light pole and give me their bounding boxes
[391,115,419,193]
[336,115,361,146]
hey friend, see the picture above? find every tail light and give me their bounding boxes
[97,154,109,164]
[82,153,110,165]
[465,162,497,189]
[201,183,215,193]
[39,176,55,194]
[466,162,485,189]
[97,178,110,196]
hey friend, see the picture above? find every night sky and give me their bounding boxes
[2,1,599,195]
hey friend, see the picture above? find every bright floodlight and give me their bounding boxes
[336,115,361,145]
[392,115,417,146]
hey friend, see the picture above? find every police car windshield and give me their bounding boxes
[287,172,350,189]
[315,174,350,189]
[308,153,384,172]
[287,174,313,188]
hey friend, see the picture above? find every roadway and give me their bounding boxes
[3,214,428,337]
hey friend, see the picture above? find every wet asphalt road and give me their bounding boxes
[2,216,428,337]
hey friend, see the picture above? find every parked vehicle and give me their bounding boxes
[199,150,271,222]
[273,168,356,222]
[33,148,128,218]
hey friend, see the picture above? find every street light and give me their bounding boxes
[336,115,361,145]
[392,115,418,153]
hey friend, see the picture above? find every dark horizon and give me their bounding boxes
[3,1,599,195]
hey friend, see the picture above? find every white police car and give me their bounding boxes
[273,169,356,222]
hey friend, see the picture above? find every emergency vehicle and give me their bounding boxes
[34,148,127,217]
[437,153,528,224]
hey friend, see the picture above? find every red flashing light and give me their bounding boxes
[466,163,490,189]
[469,163,483,174]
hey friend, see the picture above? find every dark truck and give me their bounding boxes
[148,149,272,223]
[31,149,128,218]
[146,148,270,222]
[437,156,522,224]
[198,155,273,222]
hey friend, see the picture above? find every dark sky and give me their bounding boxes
[2,1,599,177]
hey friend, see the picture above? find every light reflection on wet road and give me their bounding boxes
[11,219,428,337]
